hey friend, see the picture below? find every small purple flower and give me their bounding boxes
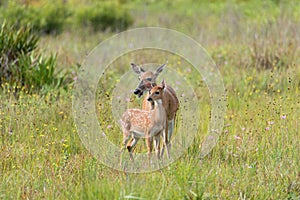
[234,135,241,140]
[107,125,112,129]
[280,115,287,119]
[125,97,130,102]
[241,127,246,131]
[101,132,106,137]
[268,121,275,125]
[265,127,271,131]
[207,135,214,140]
[224,129,228,133]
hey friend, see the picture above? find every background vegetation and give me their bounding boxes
[1,0,299,199]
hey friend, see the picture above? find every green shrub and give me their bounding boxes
[0,1,134,34]
[38,3,70,34]
[0,22,72,94]
[76,1,133,32]
[0,2,69,35]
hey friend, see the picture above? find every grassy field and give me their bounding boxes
[1,0,300,199]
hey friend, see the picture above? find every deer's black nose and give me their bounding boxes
[134,88,140,95]
[147,97,152,102]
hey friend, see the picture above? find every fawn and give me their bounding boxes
[120,80,169,161]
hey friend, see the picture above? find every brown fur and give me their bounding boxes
[131,63,179,156]
[120,82,169,160]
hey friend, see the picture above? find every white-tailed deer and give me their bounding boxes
[120,80,169,160]
[131,63,179,156]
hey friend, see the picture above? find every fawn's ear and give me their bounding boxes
[131,63,145,74]
[154,63,166,77]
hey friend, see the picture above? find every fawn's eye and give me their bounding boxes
[146,78,152,81]
[155,91,159,94]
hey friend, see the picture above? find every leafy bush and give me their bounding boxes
[76,1,133,32]
[0,22,72,94]
[0,2,69,35]
[0,1,134,34]
[36,3,69,35]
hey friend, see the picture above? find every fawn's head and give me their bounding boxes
[147,80,166,103]
[131,63,166,98]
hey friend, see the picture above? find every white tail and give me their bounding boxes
[131,63,179,156]
[120,80,169,160]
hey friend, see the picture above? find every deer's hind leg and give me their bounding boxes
[168,119,174,142]
[166,119,174,157]
[125,132,140,162]
[122,132,131,151]
[161,120,170,159]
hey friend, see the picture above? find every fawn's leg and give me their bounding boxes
[154,134,161,159]
[127,133,140,162]
[146,129,153,164]
[122,132,131,151]
[147,137,153,164]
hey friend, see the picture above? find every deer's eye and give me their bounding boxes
[155,91,159,94]
[146,78,152,81]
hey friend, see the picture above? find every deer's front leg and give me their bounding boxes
[153,134,161,159]
[146,136,153,154]
[145,129,153,163]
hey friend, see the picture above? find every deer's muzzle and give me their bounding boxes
[134,88,141,95]
[134,88,144,98]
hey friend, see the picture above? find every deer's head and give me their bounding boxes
[131,63,166,98]
[147,80,166,103]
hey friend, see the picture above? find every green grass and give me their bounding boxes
[1,0,300,199]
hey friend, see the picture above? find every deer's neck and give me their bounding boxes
[150,99,165,120]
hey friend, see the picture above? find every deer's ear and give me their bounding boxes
[131,63,145,74]
[161,79,166,89]
[154,63,166,76]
